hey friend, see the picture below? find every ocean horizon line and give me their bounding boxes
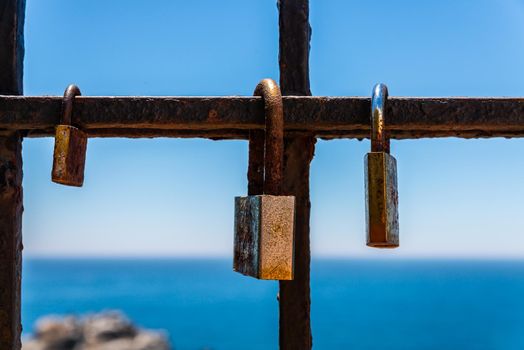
[22,254,524,261]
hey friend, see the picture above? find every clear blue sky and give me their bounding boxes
[22,0,524,258]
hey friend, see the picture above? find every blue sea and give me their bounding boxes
[22,259,524,350]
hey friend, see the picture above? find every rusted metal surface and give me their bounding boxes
[234,195,295,280]
[52,125,87,186]
[278,0,311,96]
[234,196,260,278]
[60,85,81,126]
[0,1,24,349]
[1,96,524,138]
[366,84,399,248]
[0,1,24,96]
[0,135,23,350]
[278,0,314,349]
[234,79,295,281]
[365,153,399,247]
[52,85,87,187]
[247,130,264,196]
[279,136,315,348]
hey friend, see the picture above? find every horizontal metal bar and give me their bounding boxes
[1,95,523,139]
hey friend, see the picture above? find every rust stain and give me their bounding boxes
[52,125,87,187]
[207,109,218,122]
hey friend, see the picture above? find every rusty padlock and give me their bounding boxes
[233,78,295,280]
[52,84,88,187]
[365,83,399,248]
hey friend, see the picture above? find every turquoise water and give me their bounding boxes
[22,259,524,349]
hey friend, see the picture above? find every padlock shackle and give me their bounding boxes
[371,83,390,154]
[253,79,284,196]
[61,84,81,126]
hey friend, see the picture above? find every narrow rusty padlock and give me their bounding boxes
[52,84,88,187]
[233,78,295,280]
[365,83,399,248]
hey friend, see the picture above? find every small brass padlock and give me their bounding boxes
[234,79,295,280]
[365,83,399,248]
[52,84,88,187]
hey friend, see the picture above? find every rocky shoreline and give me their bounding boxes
[23,311,170,350]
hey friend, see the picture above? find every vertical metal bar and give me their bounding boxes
[277,1,315,349]
[0,1,25,349]
[247,130,264,196]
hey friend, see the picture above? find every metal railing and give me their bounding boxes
[0,0,522,349]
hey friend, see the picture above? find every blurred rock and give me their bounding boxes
[83,311,137,344]
[28,316,82,350]
[22,311,170,350]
